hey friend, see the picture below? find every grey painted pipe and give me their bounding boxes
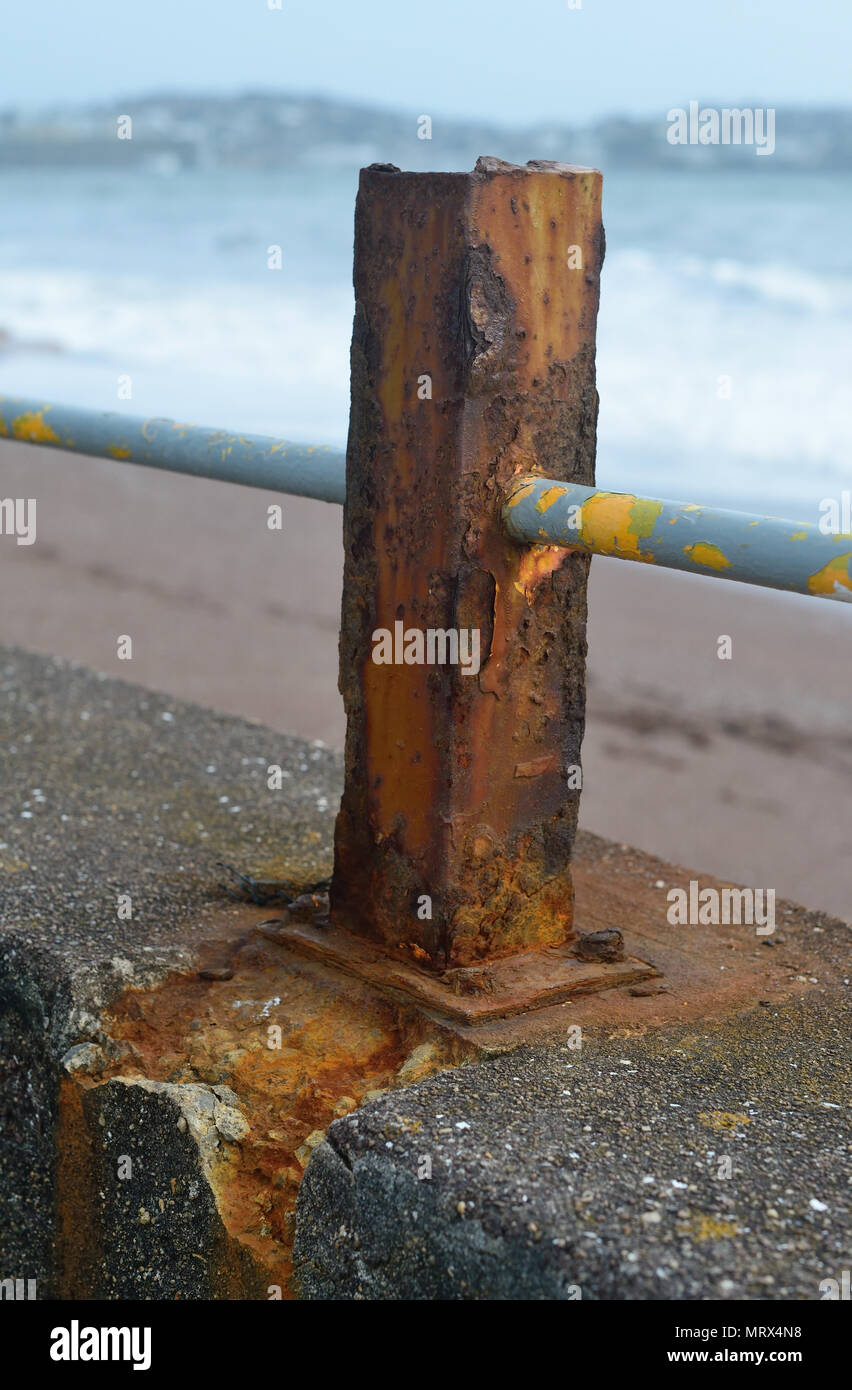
[5,395,850,602]
[503,475,852,602]
[0,395,347,504]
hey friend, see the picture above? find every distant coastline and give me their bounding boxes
[1,93,850,171]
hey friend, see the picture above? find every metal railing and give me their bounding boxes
[503,475,852,602]
[3,155,850,1011]
[0,395,346,504]
[3,393,850,603]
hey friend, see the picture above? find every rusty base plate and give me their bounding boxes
[273,919,660,1025]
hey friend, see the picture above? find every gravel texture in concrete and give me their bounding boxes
[1,645,848,1301]
[295,996,851,1300]
[0,645,340,1295]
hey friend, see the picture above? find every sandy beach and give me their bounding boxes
[1,439,849,921]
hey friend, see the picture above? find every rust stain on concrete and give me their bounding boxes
[68,914,473,1297]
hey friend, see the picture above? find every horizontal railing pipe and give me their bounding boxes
[503,475,852,603]
[4,396,850,603]
[0,395,347,504]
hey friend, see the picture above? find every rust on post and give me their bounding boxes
[329,156,604,980]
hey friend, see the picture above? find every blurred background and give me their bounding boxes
[1,0,850,916]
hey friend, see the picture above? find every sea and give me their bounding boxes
[1,163,850,521]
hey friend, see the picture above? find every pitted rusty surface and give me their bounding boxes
[333,157,604,971]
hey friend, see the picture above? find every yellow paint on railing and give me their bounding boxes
[808,553,852,598]
[580,491,661,561]
[534,485,568,513]
[506,482,536,508]
[684,542,732,571]
[11,409,61,444]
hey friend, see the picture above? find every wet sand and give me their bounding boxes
[1,440,849,920]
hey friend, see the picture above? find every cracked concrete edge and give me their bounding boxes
[63,1077,268,1300]
[291,1001,852,1302]
[0,924,469,1300]
[0,943,264,1301]
[0,931,219,1296]
[292,1138,578,1301]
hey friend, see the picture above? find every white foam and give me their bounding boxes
[2,245,850,513]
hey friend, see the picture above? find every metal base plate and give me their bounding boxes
[274,919,660,1025]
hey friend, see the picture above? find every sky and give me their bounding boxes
[5,0,850,124]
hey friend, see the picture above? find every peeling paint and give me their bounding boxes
[503,476,851,601]
[629,496,664,538]
[808,553,852,599]
[506,481,536,508]
[0,394,346,503]
[684,542,732,570]
[11,409,60,444]
[534,485,568,513]
[580,492,658,562]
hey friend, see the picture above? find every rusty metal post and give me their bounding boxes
[330,156,604,981]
